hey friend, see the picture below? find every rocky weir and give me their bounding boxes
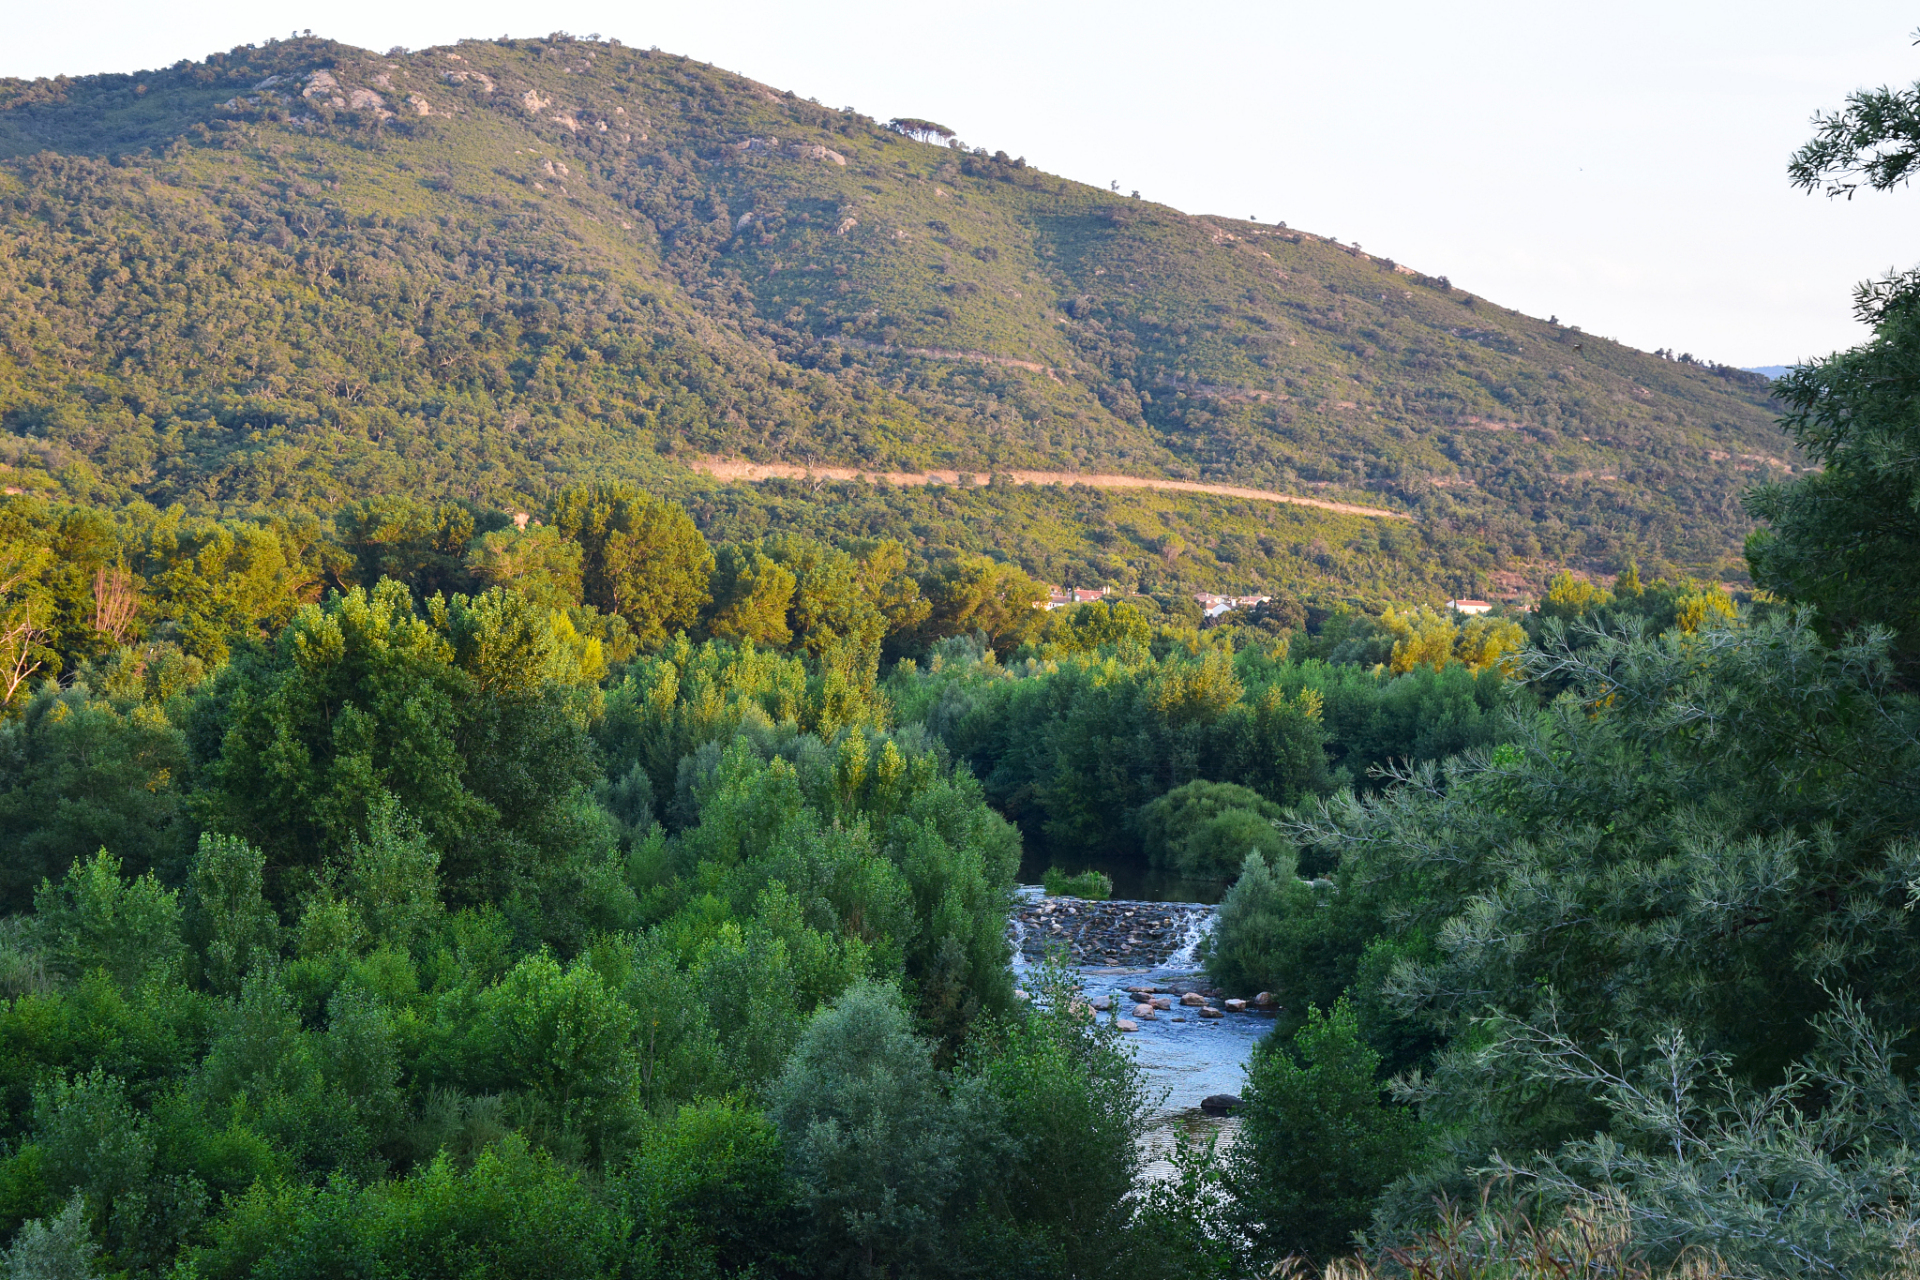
[1010,895,1218,969]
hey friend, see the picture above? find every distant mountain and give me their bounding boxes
[1744,366,1793,380]
[0,35,1796,579]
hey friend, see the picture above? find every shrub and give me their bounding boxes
[1041,867,1112,899]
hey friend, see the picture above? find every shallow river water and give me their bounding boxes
[1009,886,1272,1175]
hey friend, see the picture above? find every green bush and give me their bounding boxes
[1041,867,1113,899]
[963,959,1149,1278]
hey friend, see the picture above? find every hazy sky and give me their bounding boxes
[8,1,1916,366]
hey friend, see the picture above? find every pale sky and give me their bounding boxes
[6,1,1915,366]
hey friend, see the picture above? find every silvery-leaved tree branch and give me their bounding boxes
[1475,992,1920,1277]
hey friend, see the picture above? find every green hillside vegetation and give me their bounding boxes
[0,33,1792,583]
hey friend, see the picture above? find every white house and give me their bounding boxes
[1042,586,1109,610]
[1196,592,1271,620]
[1446,599,1493,615]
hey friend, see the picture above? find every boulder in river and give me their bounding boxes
[1198,1006,1223,1019]
[1150,995,1173,1011]
[1224,998,1247,1012]
[1180,992,1206,1007]
[1200,1093,1243,1114]
[1132,1003,1156,1019]
[1117,1018,1139,1032]
[1253,991,1275,1007]
[1092,996,1111,1011]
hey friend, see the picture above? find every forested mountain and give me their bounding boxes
[0,33,1790,583]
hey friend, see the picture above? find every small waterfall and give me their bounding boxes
[1007,912,1030,973]
[1159,908,1217,970]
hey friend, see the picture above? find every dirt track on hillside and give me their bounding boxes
[691,459,1412,520]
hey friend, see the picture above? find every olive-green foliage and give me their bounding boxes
[1135,780,1292,879]
[338,499,489,602]
[1041,599,1153,657]
[770,981,1001,1278]
[466,524,585,611]
[595,635,891,828]
[692,478,1505,623]
[920,556,1050,656]
[1228,1000,1424,1264]
[552,485,715,648]
[0,495,329,680]
[760,532,921,663]
[1525,566,1736,654]
[1379,605,1527,676]
[1235,646,1517,787]
[894,643,1332,865]
[703,544,795,648]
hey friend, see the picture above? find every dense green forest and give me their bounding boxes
[0,33,1794,584]
[5,26,1920,1280]
[0,465,1574,1278]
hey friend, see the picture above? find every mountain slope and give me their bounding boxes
[0,34,1793,579]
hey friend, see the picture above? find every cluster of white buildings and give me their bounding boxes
[1194,592,1272,620]
[1041,586,1110,610]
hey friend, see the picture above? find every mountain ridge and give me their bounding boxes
[0,33,1795,583]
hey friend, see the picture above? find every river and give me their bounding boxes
[1008,885,1272,1176]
